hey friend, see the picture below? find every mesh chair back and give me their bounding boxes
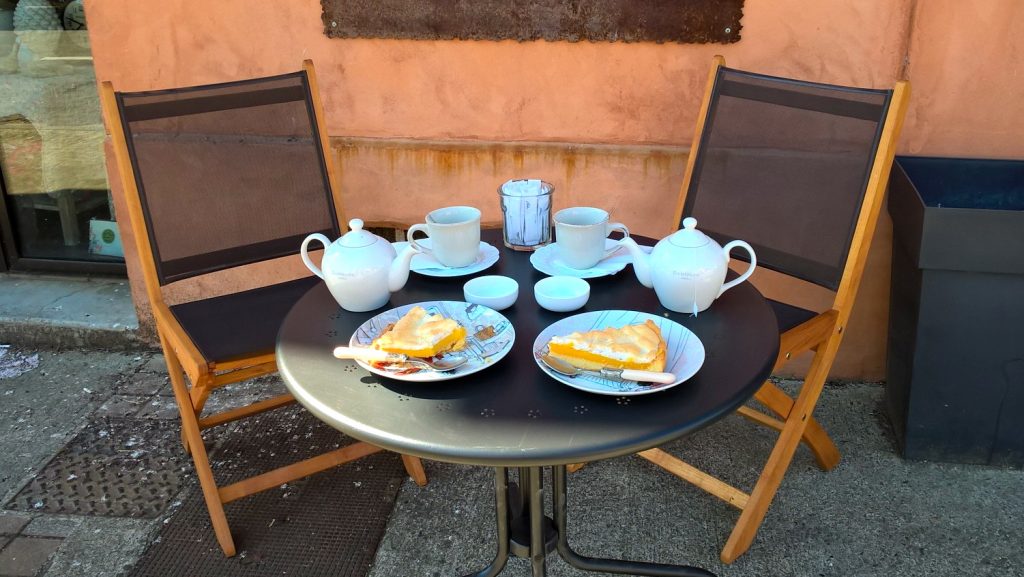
[115,72,339,285]
[682,67,892,290]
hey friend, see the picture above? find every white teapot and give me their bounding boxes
[620,217,757,314]
[301,219,420,312]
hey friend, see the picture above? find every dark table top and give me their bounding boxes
[277,230,779,467]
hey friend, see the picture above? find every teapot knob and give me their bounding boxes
[349,218,364,232]
[683,217,698,230]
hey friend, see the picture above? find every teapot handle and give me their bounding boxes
[718,240,757,298]
[301,233,331,280]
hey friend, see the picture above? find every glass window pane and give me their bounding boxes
[0,0,123,264]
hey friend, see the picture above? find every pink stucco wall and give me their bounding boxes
[85,0,1023,379]
[901,1,1024,158]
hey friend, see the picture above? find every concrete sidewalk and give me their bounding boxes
[0,347,1021,577]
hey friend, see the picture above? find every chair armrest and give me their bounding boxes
[151,300,211,383]
[775,309,839,370]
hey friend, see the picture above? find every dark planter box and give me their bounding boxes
[886,156,1024,466]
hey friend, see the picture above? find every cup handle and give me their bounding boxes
[300,233,331,280]
[718,240,757,298]
[407,223,433,255]
[604,222,631,258]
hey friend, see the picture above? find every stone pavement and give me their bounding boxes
[0,346,1022,577]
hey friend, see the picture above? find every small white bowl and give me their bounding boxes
[534,276,590,312]
[464,275,519,311]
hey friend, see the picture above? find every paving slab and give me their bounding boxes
[94,395,152,419]
[0,536,62,577]
[114,373,168,397]
[0,515,29,537]
[20,516,82,539]
[39,516,155,577]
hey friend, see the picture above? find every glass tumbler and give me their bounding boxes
[498,179,553,251]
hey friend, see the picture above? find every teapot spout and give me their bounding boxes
[619,237,653,288]
[388,245,419,292]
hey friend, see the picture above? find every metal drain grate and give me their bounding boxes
[128,407,408,577]
[5,418,188,518]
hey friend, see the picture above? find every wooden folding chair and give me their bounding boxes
[633,56,910,562]
[99,61,427,557]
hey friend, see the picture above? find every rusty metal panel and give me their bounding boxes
[4,418,187,518]
[322,0,743,44]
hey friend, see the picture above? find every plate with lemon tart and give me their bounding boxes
[349,301,515,382]
[533,310,704,396]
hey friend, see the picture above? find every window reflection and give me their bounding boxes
[0,0,122,263]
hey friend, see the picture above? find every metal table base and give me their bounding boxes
[464,466,714,577]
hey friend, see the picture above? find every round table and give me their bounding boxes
[277,230,779,577]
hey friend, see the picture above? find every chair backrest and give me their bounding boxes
[107,66,341,285]
[677,61,898,293]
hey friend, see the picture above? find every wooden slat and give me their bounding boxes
[303,60,347,228]
[160,333,237,556]
[774,309,838,370]
[722,332,838,562]
[152,300,209,384]
[831,80,912,326]
[100,82,211,384]
[755,381,841,471]
[218,442,383,504]
[736,406,785,432]
[198,393,296,430]
[214,352,277,372]
[637,448,749,510]
[210,361,278,388]
[671,54,725,228]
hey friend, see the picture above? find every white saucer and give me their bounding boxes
[529,240,652,279]
[393,240,500,277]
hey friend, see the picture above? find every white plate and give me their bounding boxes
[349,301,515,382]
[393,240,500,277]
[532,310,705,396]
[529,240,652,279]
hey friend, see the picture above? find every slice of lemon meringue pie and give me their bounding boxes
[371,306,466,358]
[547,319,666,372]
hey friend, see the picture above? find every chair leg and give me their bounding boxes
[180,377,213,455]
[401,455,428,487]
[189,381,213,416]
[721,343,836,564]
[755,380,841,471]
[160,335,237,557]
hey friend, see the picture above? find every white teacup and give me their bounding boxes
[408,206,481,268]
[554,207,630,270]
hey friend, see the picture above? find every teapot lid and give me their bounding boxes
[338,218,378,248]
[668,217,711,248]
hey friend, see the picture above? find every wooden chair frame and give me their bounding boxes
[99,60,427,557]
[590,56,909,563]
